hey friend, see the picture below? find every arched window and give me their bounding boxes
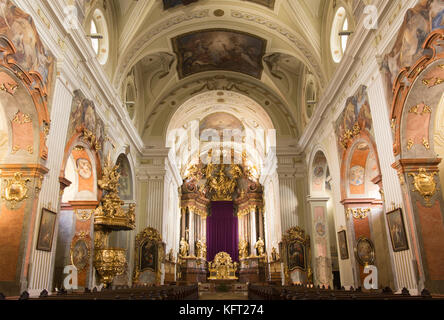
[330,7,350,63]
[88,9,109,65]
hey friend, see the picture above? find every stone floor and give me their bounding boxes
[199,291,249,300]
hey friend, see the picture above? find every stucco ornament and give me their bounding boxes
[408,168,438,206]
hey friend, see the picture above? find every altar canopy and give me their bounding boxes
[206,201,239,262]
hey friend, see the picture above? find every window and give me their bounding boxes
[330,7,350,63]
[88,9,109,65]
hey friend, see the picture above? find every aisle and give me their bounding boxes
[199,291,249,300]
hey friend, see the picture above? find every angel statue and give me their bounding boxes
[254,237,265,256]
[180,237,189,257]
[271,247,280,262]
[239,239,249,259]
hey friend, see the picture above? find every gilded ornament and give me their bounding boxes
[339,122,361,149]
[423,138,430,150]
[94,248,127,286]
[208,252,238,280]
[76,209,92,221]
[179,237,189,257]
[254,237,265,257]
[0,81,18,95]
[346,208,371,220]
[1,172,30,209]
[238,239,249,259]
[94,154,136,230]
[81,128,101,151]
[406,138,414,150]
[12,111,32,124]
[408,168,438,206]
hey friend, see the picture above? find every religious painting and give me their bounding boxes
[381,0,444,111]
[315,222,326,237]
[386,208,409,252]
[355,237,375,266]
[76,158,92,180]
[173,29,266,79]
[71,234,91,271]
[116,154,133,200]
[67,90,106,159]
[245,0,275,9]
[162,0,198,9]
[0,0,55,103]
[335,85,373,158]
[349,165,365,186]
[36,208,57,252]
[140,240,157,272]
[337,230,349,260]
[287,241,306,271]
[312,152,326,192]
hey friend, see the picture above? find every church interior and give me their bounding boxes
[0,0,444,302]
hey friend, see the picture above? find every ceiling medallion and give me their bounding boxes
[213,9,224,17]
[408,168,438,206]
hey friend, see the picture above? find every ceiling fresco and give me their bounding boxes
[172,29,266,79]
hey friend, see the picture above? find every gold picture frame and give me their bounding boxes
[354,237,375,266]
[386,208,409,252]
[36,208,57,252]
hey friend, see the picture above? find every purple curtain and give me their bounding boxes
[206,201,238,262]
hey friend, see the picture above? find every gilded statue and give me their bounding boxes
[239,239,249,259]
[208,165,237,201]
[255,237,265,256]
[180,237,189,257]
[195,239,202,258]
[271,247,280,262]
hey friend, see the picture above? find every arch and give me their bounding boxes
[389,29,444,292]
[113,6,325,90]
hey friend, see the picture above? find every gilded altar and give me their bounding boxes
[208,252,238,280]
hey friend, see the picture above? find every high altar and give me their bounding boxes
[176,150,279,284]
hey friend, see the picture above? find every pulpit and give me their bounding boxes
[208,252,238,283]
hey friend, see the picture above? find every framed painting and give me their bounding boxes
[70,233,91,271]
[36,208,57,251]
[355,237,375,266]
[386,208,409,252]
[172,29,266,79]
[140,240,158,272]
[337,230,349,260]
[287,241,306,271]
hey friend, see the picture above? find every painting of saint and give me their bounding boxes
[349,165,365,186]
[71,239,89,271]
[173,29,266,79]
[116,154,133,200]
[36,208,56,252]
[0,0,55,97]
[355,237,375,266]
[76,158,92,180]
[140,240,157,272]
[387,208,409,252]
[381,0,444,111]
[287,241,305,271]
[337,230,349,260]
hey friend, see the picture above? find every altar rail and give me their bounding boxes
[248,284,441,300]
[1,284,198,300]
